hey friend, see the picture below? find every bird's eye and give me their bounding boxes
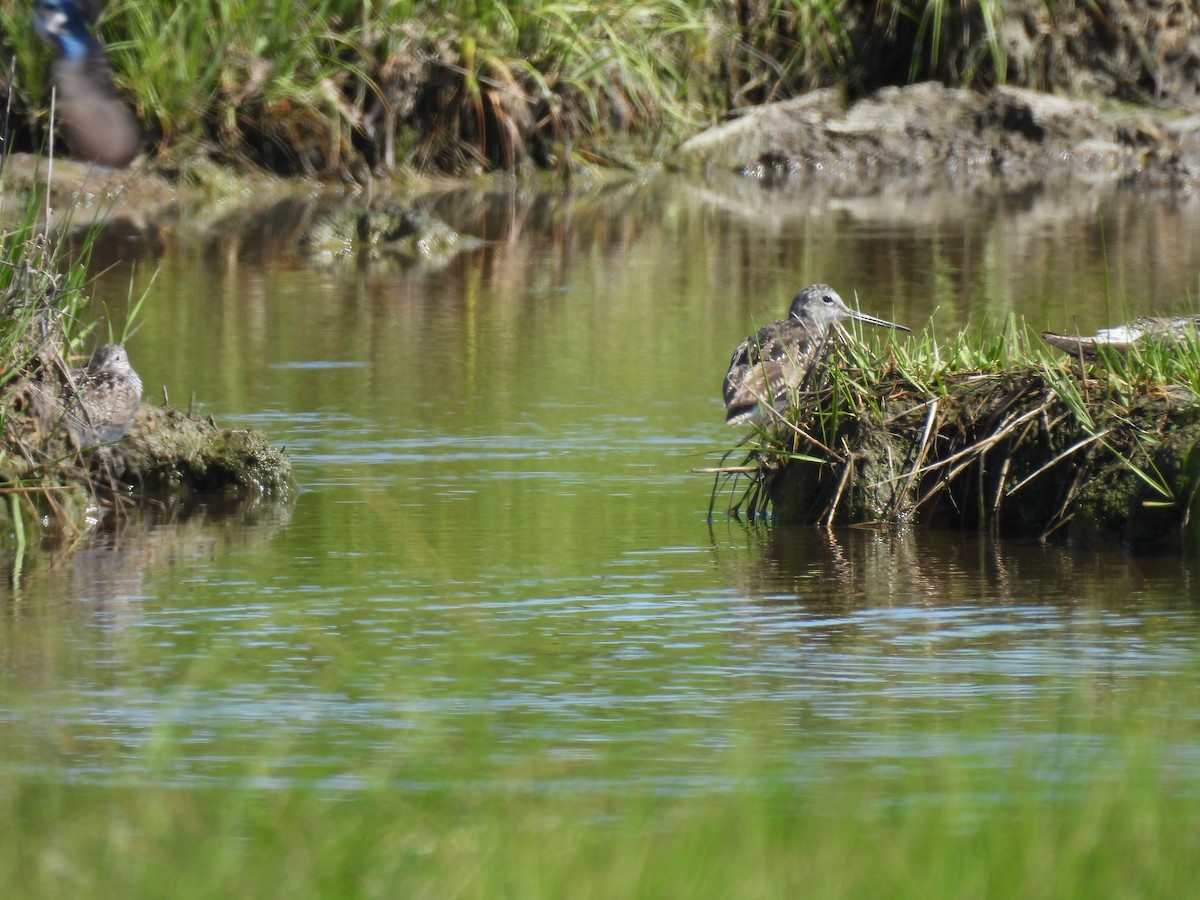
[822,294,834,304]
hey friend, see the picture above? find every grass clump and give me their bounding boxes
[0,212,108,564]
[3,0,727,175]
[710,316,1200,549]
[0,210,294,574]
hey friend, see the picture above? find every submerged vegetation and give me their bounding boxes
[1,0,1197,177]
[710,318,1200,549]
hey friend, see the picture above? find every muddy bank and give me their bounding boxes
[678,83,1200,192]
[0,150,496,270]
[8,84,1199,259]
[113,403,293,497]
[4,357,293,500]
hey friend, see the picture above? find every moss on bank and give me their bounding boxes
[2,355,294,547]
[119,405,293,497]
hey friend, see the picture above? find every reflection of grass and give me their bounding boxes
[2,1,1019,175]
[1,668,1196,897]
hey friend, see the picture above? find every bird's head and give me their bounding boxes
[788,283,910,334]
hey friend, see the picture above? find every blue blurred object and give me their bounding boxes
[33,0,140,168]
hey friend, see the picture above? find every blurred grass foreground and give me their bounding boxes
[2,663,1198,898]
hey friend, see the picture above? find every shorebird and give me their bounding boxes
[62,343,142,446]
[33,0,141,168]
[1042,315,1200,360]
[722,284,910,426]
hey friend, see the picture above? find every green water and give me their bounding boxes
[3,175,1200,896]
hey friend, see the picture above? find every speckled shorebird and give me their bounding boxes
[1042,315,1200,360]
[63,343,142,446]
[722,284,910,426]
[33,0,141,168]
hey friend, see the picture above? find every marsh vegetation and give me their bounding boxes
[710,318,1200,549]
[0,195,291,566]
[1,5,1199,898]
[3,0,1197,177]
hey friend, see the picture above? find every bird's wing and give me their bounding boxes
[722,320,822,424]
[723,323,775,401]
[723,359,788,426]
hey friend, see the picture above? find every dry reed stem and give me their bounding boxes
[1005,430,1109,497]
[822,437,855,529]
[778,416,843,462]
[895,398,939,514]
[878,398,1053,489]
[991,454,1011,521]
[712,348,1200,541]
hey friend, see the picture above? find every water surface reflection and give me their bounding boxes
[2,174,1199,796]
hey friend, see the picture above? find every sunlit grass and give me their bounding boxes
[1,0,1024,175]
[0,156,151,565]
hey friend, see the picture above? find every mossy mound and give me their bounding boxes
[1,344,293,552]
[117,405,294,497]
[716,366,1200,552]
[1,229,293,564]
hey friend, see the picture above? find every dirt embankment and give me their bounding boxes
[5,0,1197,180]
[682,1,1200,189]
[995,0,1199,108]
[677,82,1200,192]
[715,365,1200,552]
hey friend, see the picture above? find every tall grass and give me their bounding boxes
[0,206,94,386]
[1,0,1024,176]
[0,208,88,569]
[0,153,145,571]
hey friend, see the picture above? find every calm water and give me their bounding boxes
[3,174,1200,797]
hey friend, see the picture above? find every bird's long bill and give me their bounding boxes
[848,309,911,332]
